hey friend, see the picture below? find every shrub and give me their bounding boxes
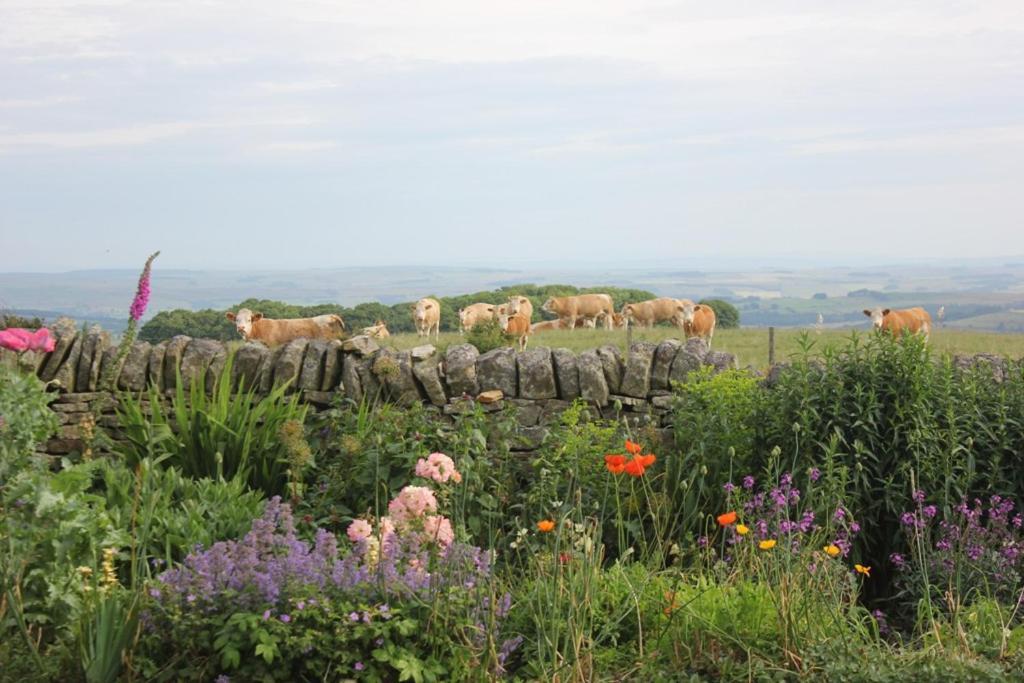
[698,298,740,329]
[0,366,59,481]
[465,318,508,354]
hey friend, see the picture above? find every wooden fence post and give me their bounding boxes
[768,326,776,366]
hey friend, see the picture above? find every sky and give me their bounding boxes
[1,1,1023,272]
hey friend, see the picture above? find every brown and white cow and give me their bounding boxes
[499,311,531,351]
[622,297,688,329]
[458,303,496,334]
[361,320,390,339]
[225,308,346,347]
[673,301,716,344]
[412,298,441,340]
[542,293,615,330]
[507,296,533,323]
[863,307,932,341]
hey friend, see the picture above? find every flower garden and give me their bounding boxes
[3,266,1024,681]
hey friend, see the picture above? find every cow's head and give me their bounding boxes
[496,312,511,331]
[674,301,699,326]
[414,300,433,322]
[226,308,261,339]
[863,308,890,330]
[508,296,529,314]
[611,312,626,329]
[622,304,636,321]
[541,298,557,314]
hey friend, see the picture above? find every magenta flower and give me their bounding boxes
[0,327,56,353]
[129,251,160,322]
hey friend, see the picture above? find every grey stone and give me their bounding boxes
[517,347,557,400]
[342,335,380,356]
[597,344,624,394]
[376,349,420,406]
[609,395,650,411]
[53,331,86,392]
[117,341,151,392]
[955,353,1008,383]
[321,340,344,391]
[76,326,110,392]
[669,346,704,386]
[445,344,480,397]
[233,342,270,392]
[513,402,543,427]
[412,359,447,406]
[301,390,334,408]
[651,340,682,391]
[97,347,121,391]
[443,397,475,415]
[39,320,79,382]
[147,341,167,392]
[162,335,192,390]
[341,353,364,404]
[551,348,580,400]
[511,425,548,451]
[298,340,328,392]
[684,337,710,363]
[19,349,47,376]
[651,395,675,409]
[705,351,738,374]
[179,339,221,391]
[578,350,609,406]
[273,339,308,391]
[354,355,382,404]
[477,347,517,396]
[205,346,229,393]
[410,344,437,361]
[619,341,657,398]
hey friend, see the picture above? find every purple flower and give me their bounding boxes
[349,611,360,621]
[913,489,926,504]
[723,481,736,494]
[280,614,291,623]
[215,676,230,683]
[296,600,305,610]
[742,475,755,490]
[262,610,271,621]
[850,522,861,534]
[354,662,365,671]
[923,505,937,519]
[375,638,384,647]
[148,588,161,599]
[900,512,917,527]
[698,536,708,548]
[809,467,821,483]
[128,251,159,322]
[889,553,907,570]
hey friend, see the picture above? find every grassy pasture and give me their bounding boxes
[382,325,1024,369]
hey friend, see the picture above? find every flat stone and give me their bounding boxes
[477,347,517,396]
[117,341,151,392]
[56,392,106,403]
[445,344,480,397]
[517,347,557,400]
[551,348,580,399]
[619,341,657,398]
[321,340,344,392]
[52,402,89,413]
[273,339,308,391]
[578,350,609,407]
[299,340,329,392]
[609,394,650,409]
[684,337,710,363]
[513,402,543,427]
[651,395,674,409]
[342,335,380,356]
[443,397,476,415]
[412,359,447,406]
[301,390,334,407]
[511,426,548,451]
[651,340,682,391]
[597,344,624,394]
[162,335,192,390]
[410,344,437,361]
[669,346,704,386]
[705,351,738,374]
[477,389,504,404]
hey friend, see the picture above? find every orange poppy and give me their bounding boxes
[537,520,555,533]
[716,511,738,526]
[625,440,643,455]
[623,458,646,477]
[639,454,657,467]
[604,454,626,475]
[854,564,871,577]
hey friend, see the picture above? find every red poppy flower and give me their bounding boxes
[604,454,627,475]
[623,458,646,477]
[625,440,643,455]
[638,454,657,468]
[717,511,738,526]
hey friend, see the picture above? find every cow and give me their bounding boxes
[225,308,346,347]
[493,303,510,320]
[622,297,688,329]
[863,307,932,341]
[530,318,565,333]
[499,311,531,351]
[610,312,627,330]
[361,320,390,339]
[673,301,716,345]
[458,303,496,334]
[541,293,615,330]
[507,296,533,322]
[412,298,441,340]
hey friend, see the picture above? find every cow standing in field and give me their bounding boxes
[499,311,531,351]
[225,308,346,346]
[507,296,533,323]
[673,301,716,345]
[413,298,441,340]
[622,297,690,329]
[361,320,390,339]
[542,294,615,330]
[863,307,932,342]
[458,303,496,334]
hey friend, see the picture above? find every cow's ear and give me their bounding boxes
[426,303,433,309]
[693,304,703,312]
[253,313,263,321]
[882,309,891,316]
[676,305,684,312]
[862,310,871,317]
[226,312,236,321]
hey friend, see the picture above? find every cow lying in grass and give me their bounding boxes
[226,308,346,346]
[361,320,390,339]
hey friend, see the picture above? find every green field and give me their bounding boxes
[382,326,1024,369]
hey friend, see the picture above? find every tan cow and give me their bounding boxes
[225,308,346,346]
[361,320,390,339]
[507,296,533,322]
[610,312,627,330]
[531,319,565,333]
[542,293,615,330]
[412,298,441,340]
[499,311,531,351]
[458,303,496,334]
[863,307,932,341]
[622,297,687,329]
[673,301,716,344]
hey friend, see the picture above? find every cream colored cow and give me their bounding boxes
[412,298,441,340]
[507,296,533,323]
[541,294,615,330]
[673,301,716,345]
[458,303,496,334]
[225,309,346,346]
[622,297,688,329]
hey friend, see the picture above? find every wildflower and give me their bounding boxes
[889,553,907,570]
[262,610,271,621]
[347,519,373,543]
[77,566,93,577]
[912,489,926,504]
[215,676,230,683]
[0,327,56,353]
[349,612,360,622]
[625,440,643,455]
[697,536,708,548]
[101,548,118,590]
[280,614,291,623]
[354,662,365,672]
[387,486,438,524]
[823,544,841,558]
[742,475,755,489]
[854,564,871,577]
[923,505,938,519]
[623,458,646,477]
[723,481,736,494]
[735,524,750,536]
[759,539,777,550]
[604,454,626,474]
[663,591,682,615]
[422,515,455,548]
[638,454,657,468]
[809,467,821,482]
[537,520,555,533]
[717,511,737,527]
[414,452,462,484]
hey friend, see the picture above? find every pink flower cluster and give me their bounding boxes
[388,486,438,524]
[128,251,160,322]
[414,452,462,484]
[0,327,55,353]
[347,470,462,551]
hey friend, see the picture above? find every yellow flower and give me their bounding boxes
[77,566,93,576]
[736,524,750,536]
[758,539,777,551]
[824,544,841,558]
[855,564,871,577]
[100,548,119,590]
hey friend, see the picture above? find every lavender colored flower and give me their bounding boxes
[262,609,271,621]
[850,522,861,534]
[697,536,708,548]
[215,676,230,683]
[354,662,365,671]
[900,512,918,527]
[913,489,926,504]
[349,611,360,622]
[723,481,736,494]
[809,467,821,482]
[889,553,907,570]
[742,475,755,489]
[923,505,937,519]
[280,614,291,623]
